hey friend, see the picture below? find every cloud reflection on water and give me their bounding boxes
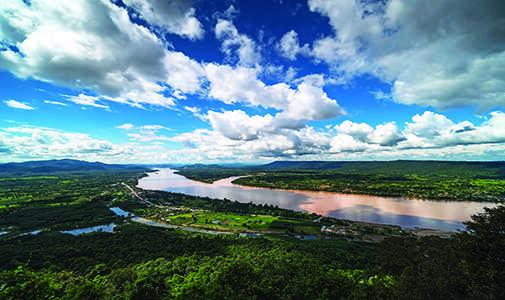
[138,169,497,231]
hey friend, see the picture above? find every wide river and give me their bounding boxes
[137,168,498,231]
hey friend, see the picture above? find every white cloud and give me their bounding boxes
[368,122,405,146]
[204,64,343,121]
[0,0,200,109]
[0,124,192,163]
[4,99,34,110]
[207,110,274,141]
[330,134,370,153]
[167,109,505,162]
[335,121,373,142]
[141,125,172,131]
[279,79,343,121]
[3,111,505,163]
[163,51,205,94]
[66,94,109,109]
[404,111,454,138]
[184,106,199,113]
[401,111,505,149]
[335,120,404,147]
[126,132,172,142]
[0,125,130,161]
[215,19,261,66]
[115,123,173,142]
[277,30,310,60]
[44,100,67,106]
[170,123,332,160]
[116,123,134,130]
[184,106,206,120]
[123,0,204,40]
[308,0,505,110]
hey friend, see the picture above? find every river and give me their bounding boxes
[137,168,497,231]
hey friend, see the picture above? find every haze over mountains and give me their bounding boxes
[0,159,145,174]
[3,159,505,177]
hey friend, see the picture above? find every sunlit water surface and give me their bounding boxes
[137,169,497,231]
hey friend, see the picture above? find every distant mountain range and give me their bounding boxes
[256,160,505,178]
[3,159,505,177]
[175,160,505,179]
[0,159,149,174]
[261,160,505,169]
[264,160,505,169]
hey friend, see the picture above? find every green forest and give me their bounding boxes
[0,160,504,299]
[177,161,505,202]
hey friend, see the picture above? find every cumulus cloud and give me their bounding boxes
[4,99,34,110]
[170,123,332,160]
[335,121,373,142]
[4,112,504,163]
[207,110,274,141]
[0,0,200,109]
[215,19,261,66]
[277,30,310,60]
[404,111,454,138]
[204,64,343,121]
[308,0,505,110]
[0,125,130,161]
[334,120,404,147]
[401,111,505,149]
[123,0,204,40]
[163,51,205,94]
[0,124,198,163]
[369,122,405,146]
[330,134,370,153]
[168,110,505,162]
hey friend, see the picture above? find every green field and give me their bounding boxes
[0,162,504,299]
[177,161,505,202]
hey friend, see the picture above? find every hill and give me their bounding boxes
[261,160,505,178]
[0,159,148,174]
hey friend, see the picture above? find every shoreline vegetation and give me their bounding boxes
[1,159,504,298]
[174,160,505,203]
[133,174,454,238]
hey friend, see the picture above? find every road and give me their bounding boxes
[122,182,154,206]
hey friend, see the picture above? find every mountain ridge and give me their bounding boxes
[0,159,147,174]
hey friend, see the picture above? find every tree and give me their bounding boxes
[456,205,505,299]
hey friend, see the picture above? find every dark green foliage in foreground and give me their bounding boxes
[2,206,504,299]
[456,206,505,298]
[379,205,505,299]
[1,163,504,299]
[0,223,383,299]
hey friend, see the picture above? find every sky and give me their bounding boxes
[0,0,505,164]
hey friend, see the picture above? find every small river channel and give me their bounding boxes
[137,168,498,231]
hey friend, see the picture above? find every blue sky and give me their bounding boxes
[1,0,505,163]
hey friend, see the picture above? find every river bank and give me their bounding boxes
[137,168,497,232]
